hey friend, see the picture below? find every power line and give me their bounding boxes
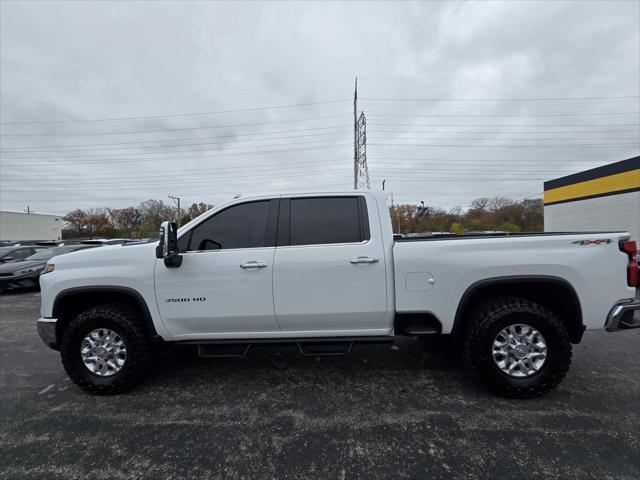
[2,176,562,192]
[367,111,640,118]
[1,162,618,185]
[368,122,640,128]
[0,144,352,166]
[367,142,637,148]
[3,136,634,163]
[0,99,351,125]
[0,135,351,158]
[0,176,595,190]
[0,126,349,151]
[3,151,626,168]
[361,95,640,102]
[3,159,595,180]
[4,125,637,152]
[4,132,636,156]
[1,134,351,157]
[0,115,352,137]
[4,161,602,183]
[2,190,545,203]
[366,136,639,142]
[368,128,640,135]
[4,162,620,186]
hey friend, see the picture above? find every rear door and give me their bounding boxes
[272,195,387,332]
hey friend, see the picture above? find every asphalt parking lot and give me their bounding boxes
[0,291,639,480]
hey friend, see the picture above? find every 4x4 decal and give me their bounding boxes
[572,239,613,245]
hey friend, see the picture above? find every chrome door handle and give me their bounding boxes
[240,261,268,269]
[350,256,380,264]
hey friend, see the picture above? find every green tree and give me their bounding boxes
[498,222,522,233]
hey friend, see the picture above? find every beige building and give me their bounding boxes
[0,211,62,241]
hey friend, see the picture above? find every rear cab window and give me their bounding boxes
[279,196,370,246]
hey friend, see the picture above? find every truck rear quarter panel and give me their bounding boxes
[393,233,635,333]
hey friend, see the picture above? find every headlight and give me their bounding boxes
[16,266,46,276]
[42,264,55,275]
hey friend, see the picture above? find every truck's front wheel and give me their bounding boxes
[60,304,153,394]
[462,297,572,398]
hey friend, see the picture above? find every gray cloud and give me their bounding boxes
[1,0,638,214]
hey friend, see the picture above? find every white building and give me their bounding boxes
[0,211,62,241]
[544,156,640,241]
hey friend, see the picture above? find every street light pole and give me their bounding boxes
[168,195,181,227]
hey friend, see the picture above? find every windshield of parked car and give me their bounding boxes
[25,246,91,261]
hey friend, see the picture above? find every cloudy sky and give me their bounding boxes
[1,0,639,215]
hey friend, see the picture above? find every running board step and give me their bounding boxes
[401,325,439,336]
[197,343,251,358]
[297,341,353,356]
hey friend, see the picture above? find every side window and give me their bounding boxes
[186,201,272,251]
[12,249,32,260]
[288,197,369,246]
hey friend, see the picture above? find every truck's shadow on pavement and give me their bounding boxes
[142,336,478,397]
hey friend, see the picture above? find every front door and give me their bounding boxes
[154,199,280,338]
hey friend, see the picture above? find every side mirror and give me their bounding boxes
[156,221,182,268]
[1,257,14,263]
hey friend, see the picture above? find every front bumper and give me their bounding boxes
[605,298,640,332]
[37,317,59,350]
[0,272,39,290]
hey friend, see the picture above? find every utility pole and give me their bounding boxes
[389,191,400,233]
[168,195,181,227]
[353,77,358,190]
[353,77,370,190]
[390,192,394,233]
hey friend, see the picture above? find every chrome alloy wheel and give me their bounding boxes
[492,324,547,378]
[80,328,127,377]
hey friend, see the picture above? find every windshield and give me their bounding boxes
[26,246,90,261]
[0,247,13,256]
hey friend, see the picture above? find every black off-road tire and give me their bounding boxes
[60,304,153,395]
[462,296,572,399]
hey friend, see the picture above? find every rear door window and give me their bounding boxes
[287,197,369,246]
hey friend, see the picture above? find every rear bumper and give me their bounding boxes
[37,317,59,350]
[605,299,640,332]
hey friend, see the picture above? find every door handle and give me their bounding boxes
[350,256,380,264]
[240,261,268,269]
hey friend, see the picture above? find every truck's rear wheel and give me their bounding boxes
[60,304,153,394]
[462,296,572,398]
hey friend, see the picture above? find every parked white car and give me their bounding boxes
[37,191,639,397]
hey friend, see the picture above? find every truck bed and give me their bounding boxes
[393,230,635,334]
[395,231,629,242]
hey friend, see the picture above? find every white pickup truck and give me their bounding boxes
[37,191,639,397]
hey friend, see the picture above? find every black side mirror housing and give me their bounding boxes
[156,221,183,268]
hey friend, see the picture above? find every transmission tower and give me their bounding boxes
[353,78,369,189]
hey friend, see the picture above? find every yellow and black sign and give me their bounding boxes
[544,156,640,206]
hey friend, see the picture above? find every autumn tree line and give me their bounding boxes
[62,200,212,239]
[389,197,543,234]
[62,196,543,239]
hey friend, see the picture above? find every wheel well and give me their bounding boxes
[453,277,584,344]
[53,288,157,342]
